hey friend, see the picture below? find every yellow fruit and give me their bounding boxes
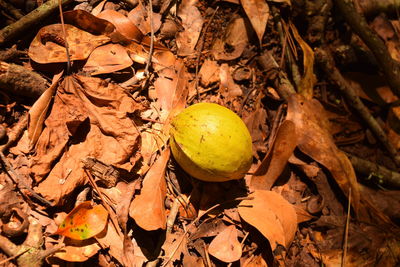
[170,103,253,182]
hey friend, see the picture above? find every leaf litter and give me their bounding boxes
[0,0,399,266]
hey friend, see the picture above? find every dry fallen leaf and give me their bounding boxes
[250,120,297,190]
[55,201,108,240]
[240,0,269,43]
[127,2,162,35]
[238,190,297,250]
[53,238,100,262]
[208,225,242,263]
[290,23,316,99]
[83,43,133,75]
[219,64,243,99]
[212,16,249,60]
[129,149,170,231]
[286,94,360,213]
[32,75,143,204]
[28,72,62,149]
[29,24,110,64]
[97,9,143,42]
[176,0,204,56]
[199,59,220,86]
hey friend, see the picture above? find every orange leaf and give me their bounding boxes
[55,201,108,240]
[97,9,143,42]
[28,24,110,64]
[290,23,316,99]
[250,120,297,190]
[286,94,360,213]
[238,190,297,250]
[240,0,269,43]
[129,149,170,231]
[83,43,133,75]
[208,225,242,263]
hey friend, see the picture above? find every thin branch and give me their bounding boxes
[333,0,400,99]
[315,48,400,166]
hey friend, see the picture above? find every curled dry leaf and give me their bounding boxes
[29,24,110,64]
[28,72,63,149]
[250,120,297,190]
[83,43,133,75]
[63,10,115,36]
[32,75,143,204]
[240,0,269,43]
[53,238,100,262]
[286,94,360,213]
[208,225,242,263]
[97,9,143,42]
[290,23,316,99]
[176,0,204,56]
[212,16,249,60]
[129,149,170,231]
[238,190,297,250]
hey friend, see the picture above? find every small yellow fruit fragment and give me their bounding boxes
[170,103,253,182]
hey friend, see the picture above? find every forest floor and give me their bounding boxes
[0,0,399,266]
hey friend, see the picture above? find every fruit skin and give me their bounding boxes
[170,103,253,182]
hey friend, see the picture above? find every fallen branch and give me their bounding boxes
[0,0,74,45]
[315,48,400,167]
[333,0,400,99]
[0,61,48,98]
[346,153,400,189]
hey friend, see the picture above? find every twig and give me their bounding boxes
[144,0,155,76]
[342,187,351,267]
[161,196,251,266]
[0,151,53,206]
[0,0,74,45]
[58,0,71,74]
[0,248,29,265]
[84,169,124,240]
[194,6,219,102]
[315,48,400,166]
[0,112,28,153]
[346,152,400,188]
[333,0,400,99]
[0,0,23,20]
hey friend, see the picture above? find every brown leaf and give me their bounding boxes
[290,23,316,99]
[63,10,115,36]
[212,16,249,60]
[129,149,170,231]
[28,24,110,64]
[28,72,63,149]
[219,64,243,98]
[176,0,204,56]
[238,190,297,250]
[32,75,143,204]
[250,120,297,190]
[240,0,269,43]
[127,2,162,35]
[286,94,360,213]
[208,225,242,263]
[243,93,268,155]
[199,60,220,86]
[83,43,133,75]
[53,238,100,262]
[97,10,143,42]
[154,59,189,119]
